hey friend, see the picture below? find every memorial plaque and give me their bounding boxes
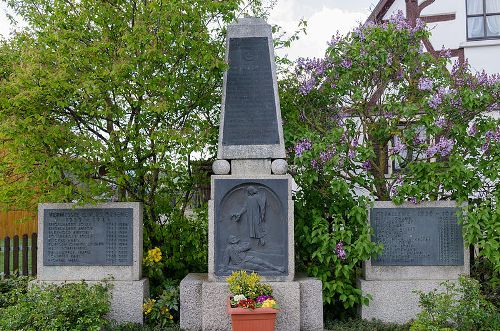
[222,37,280,146]
[43,208,133,266]
[214,178,288,276]
[371,207,464,266]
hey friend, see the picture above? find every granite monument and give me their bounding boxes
[359,201,469,323]
[180,17,323,331]
[35,202,148,324]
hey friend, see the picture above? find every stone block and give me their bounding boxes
[231,159,271,175]
[297,276,323,331]
[34,278,148,325]
[180,274,323,331]
[37,202,143,281]
[180,273,205,331]
[358,278,447,324]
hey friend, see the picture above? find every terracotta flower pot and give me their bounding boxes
[227,298,278,331]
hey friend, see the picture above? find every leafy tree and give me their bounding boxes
[0,0,242,240]
[280,11,500,312]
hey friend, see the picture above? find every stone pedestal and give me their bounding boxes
[36,203,148,324]
[180,273,323,331]
[359,201,469,323]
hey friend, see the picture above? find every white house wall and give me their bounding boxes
[380,0,500,74]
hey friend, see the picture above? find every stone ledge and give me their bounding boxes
[358,278,450,324]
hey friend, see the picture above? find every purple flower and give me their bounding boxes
[328,32,342,47]
[427,137,455,157]
[412,18,426,33]
[389,11,411,30]
[408,197,417,204]
[482,129,500,152]
[320,149,334,164]
[336,241,347,261]
[418,77,433,91]
[348,149,356,159]
[439,47,452,58]
[390,176,403,197]
[390,137,406,155]
[294,139,312,157]
[299,77,316,95]
[434,117,447,129]
[310,159,319,169]
[256,295,273,303]
[341,59,352,69]
[362,160,371,170]
[466,123,477,136]
[428,94,442,109]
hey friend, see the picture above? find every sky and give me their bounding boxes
[0,0,377,60]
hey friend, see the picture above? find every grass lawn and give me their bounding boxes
[0,237,34,276]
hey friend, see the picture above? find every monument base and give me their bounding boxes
[358,278,449,324]
[180,273,323,331]
[33,278,148,324]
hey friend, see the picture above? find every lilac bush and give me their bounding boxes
[280,11,500,310]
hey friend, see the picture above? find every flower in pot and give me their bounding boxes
[226,270,279,331]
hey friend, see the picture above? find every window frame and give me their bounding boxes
[466,0,500,41]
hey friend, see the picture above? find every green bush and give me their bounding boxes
[0,281,111,331]
[326,317,410,331]
[145,209,208,287]
[0,274,31,308]
[411,275,500,331]
[143,280,180,329]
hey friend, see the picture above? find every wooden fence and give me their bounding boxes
[1,233,37,277]
[0,210,37,238]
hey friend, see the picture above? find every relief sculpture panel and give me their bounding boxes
[214,179,288,276]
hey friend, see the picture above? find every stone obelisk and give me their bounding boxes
[180,17,323,331]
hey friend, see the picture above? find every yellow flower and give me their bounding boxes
[169,314,174,320]
[261,299,276,308]
[143,299,156,315]
[144,247,162,263]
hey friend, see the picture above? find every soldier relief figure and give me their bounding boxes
[220,235,284,273]
[231,186,267,246]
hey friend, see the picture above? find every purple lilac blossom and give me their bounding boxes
[482,129,500,152]
[389,176,403,197]
[413,18,426,33]
[294,139,312,157]
[466,123,477,136]
[389,11,411,30]
[427,137,455,157]
[434,117,447,128]
[336,241,347,260]
[428,94,442,109]
[418,77,433,91]
[341,59,352,69]
[439,47,452,58]
[299,77,316,95]
[390,137,405,155]
[328,32,342,47]
[320,149,334,164]
[348,149,356,159]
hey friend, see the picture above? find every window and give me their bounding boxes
[466,0,500,40]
